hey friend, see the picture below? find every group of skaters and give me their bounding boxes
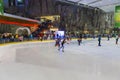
[98,34,120,46]
[55,34,120,52]
[54,34,82,52]
[55,38,66,52]
[55,35,71,52]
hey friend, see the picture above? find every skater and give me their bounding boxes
[98,35,101,46]
[116,35,119,45]
[107,34,110,41]
[55,38,61,49]
[58,38,66,52]
[77,34,82,46]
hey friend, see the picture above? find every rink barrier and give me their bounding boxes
[0,40,55,46]
[0,38,97,46]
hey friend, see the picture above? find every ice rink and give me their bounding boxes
[0,38,120,80]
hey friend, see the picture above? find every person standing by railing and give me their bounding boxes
[15,34,19,42]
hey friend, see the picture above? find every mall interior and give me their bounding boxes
[0,0,120,80]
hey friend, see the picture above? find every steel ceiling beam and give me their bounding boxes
[76,0,83,3]
[87,0,102,5]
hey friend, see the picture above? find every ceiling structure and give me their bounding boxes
[65,0,120,12]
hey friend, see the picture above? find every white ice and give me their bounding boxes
[0,38,120,80]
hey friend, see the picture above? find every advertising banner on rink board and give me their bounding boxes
[115,6,120,28]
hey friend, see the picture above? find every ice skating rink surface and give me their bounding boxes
[0,38,120,80]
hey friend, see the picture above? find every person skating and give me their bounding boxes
[55,38,61,50]
[58,38,66,52]
[77,34,82,46]
[107,34,110,41]
[98,35,101,46]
